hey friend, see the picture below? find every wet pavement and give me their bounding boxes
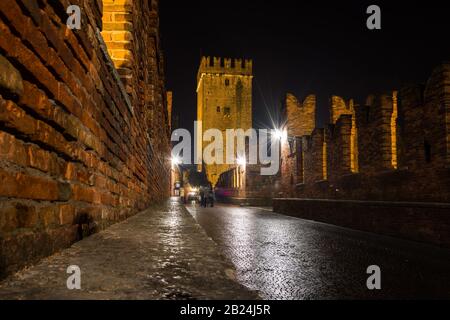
[187,203,450,299]
[0,199,257,300]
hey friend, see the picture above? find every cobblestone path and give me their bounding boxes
[188,204,450,300]
[0,199,258,300]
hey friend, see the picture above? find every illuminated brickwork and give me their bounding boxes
[280,94,316,195]
[355,92,398,173]
[197,56,253,186]
[216,164,279,200]
[391,91,398,169]
[304,128,327,184]
[167,91,173,131]
[330,96,358,173]
[0,0,170,278]
[280,64,450,203]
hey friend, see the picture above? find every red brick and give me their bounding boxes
[25,144,61,176]
[0,168,59,201]
[0,0,171,279]
[58,203,76,226]
[0,131,28,167]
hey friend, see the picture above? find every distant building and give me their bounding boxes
[196,56,253,186]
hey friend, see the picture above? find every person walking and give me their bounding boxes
[200,189,205,207]
[180,187,186,204]
[208,189,215,207]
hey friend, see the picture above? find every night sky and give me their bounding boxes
[159,0,450,133]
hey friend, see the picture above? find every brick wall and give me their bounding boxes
[326,115,353,181]
[280,63,450,203]
[216,164,280,201]
[355,92,398,173]
[303,128,326,184]
[280,93,316,195]
[330,96,358,172]
[285,93,316,136]
[0,0,170,278]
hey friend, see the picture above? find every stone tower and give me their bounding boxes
[197,56,253,186]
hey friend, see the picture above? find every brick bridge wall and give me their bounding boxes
[216,164,280,203]
[280,63,450,203]
[0,0,170,278]
[280,94,316,195]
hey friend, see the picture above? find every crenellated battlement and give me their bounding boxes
[330,95,355,124]
[285,93,316,137]
[198,56,253,77]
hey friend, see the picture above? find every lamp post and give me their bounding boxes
[171,155,181,167]
[236,156,246,196]
[170,156,182,197]
[274,128,288,143]
[236,156,246,168]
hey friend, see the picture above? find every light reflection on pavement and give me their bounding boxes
[187,203,450,299]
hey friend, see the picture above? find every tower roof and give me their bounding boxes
[198,56,253,77]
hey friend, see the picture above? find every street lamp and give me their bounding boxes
[274,128,287,142]
[236,156,246,167]
[171,155,181,167]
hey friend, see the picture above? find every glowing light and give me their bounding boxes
[274,128,287,142]
[171,156,181,166]
[237,156,246,166]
